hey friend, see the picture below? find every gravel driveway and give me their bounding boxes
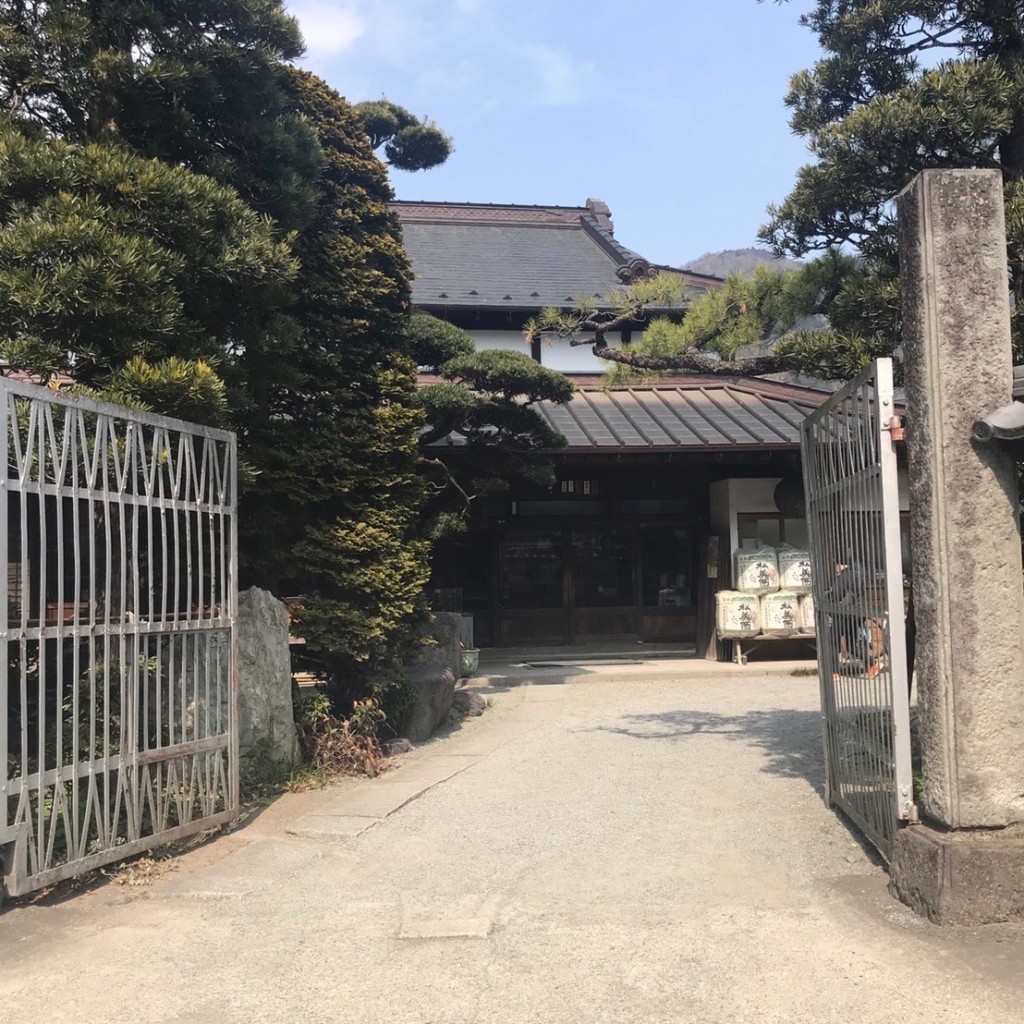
[2,659,1022,1023]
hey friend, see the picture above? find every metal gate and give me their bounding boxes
[800,358,914,859]
[0,379,238,897]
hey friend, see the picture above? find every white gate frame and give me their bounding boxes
[0,378,238,897]
[801,358,915,858]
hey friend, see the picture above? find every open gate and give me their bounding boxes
[0,379,238,897]
[800,358,914,859]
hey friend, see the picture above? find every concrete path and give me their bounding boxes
[2,658,1023,1023]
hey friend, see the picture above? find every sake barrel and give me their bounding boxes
[798,593,816,635]
[734,547,780,595]
[716,590,761,638]
[778,547,813,593]
[761,591,801,637]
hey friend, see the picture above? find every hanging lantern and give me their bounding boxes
[774,475,806,517]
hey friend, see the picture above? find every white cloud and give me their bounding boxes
[516,44,596,107]
[291,2,366,54]
[416,56,483,95]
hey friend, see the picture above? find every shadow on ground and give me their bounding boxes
[591,707,825,790]
[469,665,590,692]
[591,706,889,867]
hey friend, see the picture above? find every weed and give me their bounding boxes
[106,852,177,888]
[791,667,819,677]
[294,691,389,779]
[240,737,295,801]
[913,773,924,801]
[284,764,330,792]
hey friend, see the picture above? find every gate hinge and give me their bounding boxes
[884,416,905,442]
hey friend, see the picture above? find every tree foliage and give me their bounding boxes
[528,250,901,383]
[0,123,295,397]
[0,6,434,705]
[353,99,453,172]
[762,0,1024,359]
[0,0,322,230]
[247,71,431,702]
[411,312,574,536]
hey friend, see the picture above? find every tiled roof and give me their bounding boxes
[392,199,720,311]
[425,375,828,452]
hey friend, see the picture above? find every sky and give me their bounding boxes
[290,0,824,267]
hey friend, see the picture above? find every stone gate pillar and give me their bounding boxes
[891,168,1024,923]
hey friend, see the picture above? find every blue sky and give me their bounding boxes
[290,0,823,266]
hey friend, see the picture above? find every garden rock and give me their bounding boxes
[237,587,299,768]
[383,738,414,756]
[452,691,486,718]
[401,612,461,742]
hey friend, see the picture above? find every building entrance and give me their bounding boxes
[489,523,696,646]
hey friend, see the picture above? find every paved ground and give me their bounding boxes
[3,656,1023,1023]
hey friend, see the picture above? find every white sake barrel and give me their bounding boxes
[778,548,813,593]
[716,590,761,638]
[798,593,816,635]
[734,548,780,595]
[761,591,801,637]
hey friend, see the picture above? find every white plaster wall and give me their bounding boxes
[540,337,608,372]
[724,478,783,557]
[464,329,531,354]
[708,470,911,586]
[461,328,629,372]
[708,478,782,587]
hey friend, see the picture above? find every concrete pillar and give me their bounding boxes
[891,169,1024,924]
[897,168,1024,828]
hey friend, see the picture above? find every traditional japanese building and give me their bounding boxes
[393,198,837,650]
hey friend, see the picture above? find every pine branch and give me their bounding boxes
[419,456,476,508]
[593,345,790,376]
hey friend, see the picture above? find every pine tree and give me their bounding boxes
[0,7,435,708]
[353,99,453,172]
[410,312,575,537]
[761,1,1024,358]
[0,124,295,402]
[0,0,321,230]
[538,257,896,384]
[253,71,431,707]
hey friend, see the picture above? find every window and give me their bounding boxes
[571,528,631,607]
[640,526,692,607]
[499,531,563,608]
[737,514,809,549]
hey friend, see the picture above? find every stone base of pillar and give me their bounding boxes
[890,821,1024,925]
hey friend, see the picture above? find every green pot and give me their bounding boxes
[460,648,480,678]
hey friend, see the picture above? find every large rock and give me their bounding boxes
[401,612,461,742]
[237,587,299,767]
[452,690,486,718]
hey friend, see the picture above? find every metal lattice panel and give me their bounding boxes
[0,379,238,896]
[800,359,914,859]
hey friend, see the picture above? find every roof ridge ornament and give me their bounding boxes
[585,198,613,232]
[616,257,653,283]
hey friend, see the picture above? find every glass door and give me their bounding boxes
[497,529,568,644]
[639,524,695,640]
[570,527,635,639]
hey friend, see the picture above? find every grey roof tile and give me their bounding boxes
[422,374,827,452]
[392,200,719,311]
[529,383,820,451]
[399,222,630,308]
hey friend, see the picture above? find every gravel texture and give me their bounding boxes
[2,660,1023,1023]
